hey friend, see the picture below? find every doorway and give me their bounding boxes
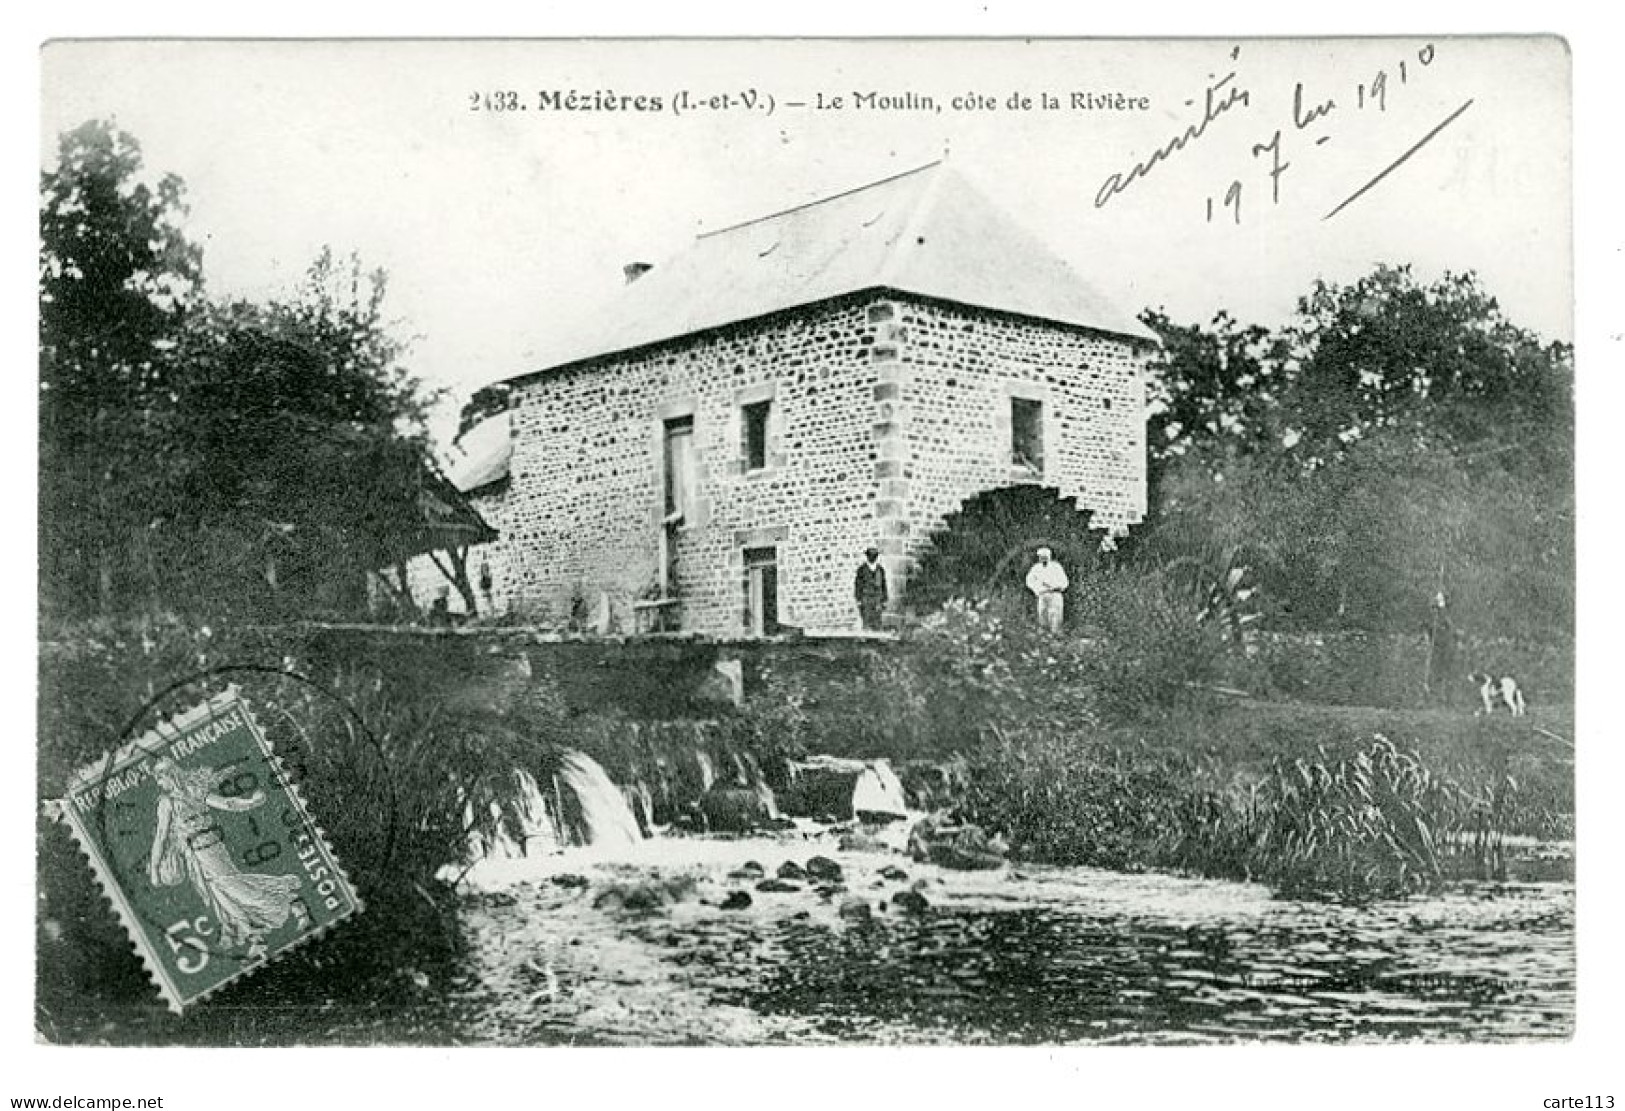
[744,546,779,637]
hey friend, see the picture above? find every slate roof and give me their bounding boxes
[447,412,513,494]
[512,162,1156,382]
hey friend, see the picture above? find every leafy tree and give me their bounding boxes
[157,251,454,618]
[456,383,512,442]
[1279,265,1572,466]
[39,121,203,613]
[40,119,462,621]
[1139,308,1288,467]
[1135,265,1572,641]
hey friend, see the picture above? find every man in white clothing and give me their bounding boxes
[1025,546,1069,633]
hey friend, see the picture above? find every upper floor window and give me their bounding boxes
[1011,397,1044,472]
[743,399,771,472]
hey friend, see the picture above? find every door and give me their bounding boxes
[744,546,779,637]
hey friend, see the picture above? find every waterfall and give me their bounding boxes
[695,750,716,793]
[852,759,910,820]
[557,750,643,850]
[622,780,657,836]
[461,770,562,862]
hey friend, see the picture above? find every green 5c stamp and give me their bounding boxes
[58,686,362,1013]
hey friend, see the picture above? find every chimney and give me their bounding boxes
[623,261,653,285]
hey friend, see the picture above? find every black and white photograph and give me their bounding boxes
[21,25,1613,1102]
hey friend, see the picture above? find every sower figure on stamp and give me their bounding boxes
[854,546,888,631]
[1026,546,1069,633]
[148,756,301,955]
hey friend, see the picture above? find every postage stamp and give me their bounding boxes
[56,686,362,1014]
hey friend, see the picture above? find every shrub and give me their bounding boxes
[1082,566,1231,720]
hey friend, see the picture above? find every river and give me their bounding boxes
[434,831,1574,1045]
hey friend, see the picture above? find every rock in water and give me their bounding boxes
[780,756,909,822]
[892,889,931,913]
[776,860,808,880]
[592,876,697,912]
[907,816,1008,871]
[700,785,779,833]
[878,865,910,882]
[838,897,873,922]
[756,878,802,893]
[806,855,844,882]
[814,883,847,899]
[839,830,886,851]
[728,861,766,880]
[720,890,753,911]
[550,873,590,889]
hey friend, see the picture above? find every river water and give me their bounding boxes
[436,831,1574,1045]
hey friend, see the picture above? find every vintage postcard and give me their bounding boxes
[36,34,1576,1067]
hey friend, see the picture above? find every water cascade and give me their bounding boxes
[852,759,909,820]
[557,750,644,851]
[448,751,645,886]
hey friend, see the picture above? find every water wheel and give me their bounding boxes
[905,485,1122,622]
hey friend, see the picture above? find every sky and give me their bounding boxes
[41,37,1572,449]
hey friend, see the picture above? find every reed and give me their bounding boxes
[961,728,1539,902]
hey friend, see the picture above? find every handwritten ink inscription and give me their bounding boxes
[1095,46,1252,209]
[1095,42,1460,226]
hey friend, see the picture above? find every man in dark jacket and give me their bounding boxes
[854,546,888,631]
[1425,591,1462,703]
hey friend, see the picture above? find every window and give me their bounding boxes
[663,415,695,522]
[1011,397,1044,472]
[744,546,780,636]
[742,399,771,472]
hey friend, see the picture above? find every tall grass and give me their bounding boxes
[961,728,1542,902]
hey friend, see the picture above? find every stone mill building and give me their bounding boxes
[425,162,1157,636]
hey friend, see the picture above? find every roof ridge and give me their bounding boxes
[695,160,943,241]
[877,160,953,288]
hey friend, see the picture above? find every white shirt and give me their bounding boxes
[1026,560,1069,595]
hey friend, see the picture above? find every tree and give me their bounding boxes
[40,120,484,623]
[157,251,452,618]
[1280,265,1572,466]
[39,121,203,614]
[1139,308,1288,467]
[1135,265,1572,640]
[456,383,512,442]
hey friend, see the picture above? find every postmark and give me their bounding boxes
[57,685,363,1013]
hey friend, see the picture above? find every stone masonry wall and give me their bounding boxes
[503,300,884,634]
[873,298,1149,592]
[456,293,1148,635]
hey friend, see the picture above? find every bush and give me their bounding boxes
[960,726,1192,870]
[1081,566,1232,720]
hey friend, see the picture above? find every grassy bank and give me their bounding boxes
[955,696,1572,900]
